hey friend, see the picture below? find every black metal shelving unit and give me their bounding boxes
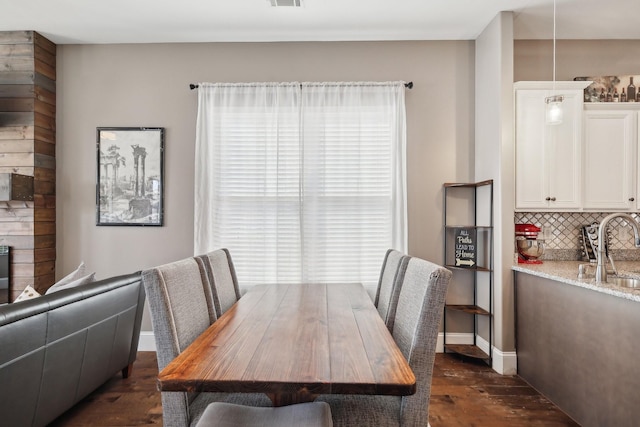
[442,179,493,365]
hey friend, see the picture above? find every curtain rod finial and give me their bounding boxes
[405,81,413,89]
[190,84,198,90]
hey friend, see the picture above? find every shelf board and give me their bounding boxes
[445,264,492,272]
[514,81,591,91]
[443,179,493,188]
[445,304,491,316]
[584,102,640,111]
[445,225,493,230]
[444,344,490,360]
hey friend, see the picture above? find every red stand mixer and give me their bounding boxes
[515,224,545,264]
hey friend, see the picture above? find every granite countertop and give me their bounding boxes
[512,260,640,303]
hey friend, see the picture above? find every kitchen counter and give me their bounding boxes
[514,260,640,426]
[512,260,640,303]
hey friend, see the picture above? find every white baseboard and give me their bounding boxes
[138,330,517,375]
[491,347,517,375]
[436,332,472,352]
[138,331,156,352]
[437,332,517,375]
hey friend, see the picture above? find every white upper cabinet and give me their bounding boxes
[514,82,589,211]
[583,109,637,210]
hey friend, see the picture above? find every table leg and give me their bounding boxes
[267,390,318,406]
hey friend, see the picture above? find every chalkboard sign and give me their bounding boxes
[454,228,476,268]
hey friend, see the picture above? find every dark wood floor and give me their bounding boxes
[50,352,579,427]
[429,355,579,426]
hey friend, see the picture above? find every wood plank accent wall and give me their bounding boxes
[0,31,56,301]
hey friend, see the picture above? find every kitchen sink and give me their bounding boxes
[608,277,640,288]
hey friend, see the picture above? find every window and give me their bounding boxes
[195,82,406,289]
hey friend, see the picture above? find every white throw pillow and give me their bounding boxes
[14,285,41,302]
[45,272,96,295]
[45,262,87,294]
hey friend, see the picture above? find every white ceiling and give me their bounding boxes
[0,0,638,44]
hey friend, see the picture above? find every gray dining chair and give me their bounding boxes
[196,248,242,318]
[142,257,271,427]
[196,401,333,427]
[318,256,452,427]
[374,249,409,333]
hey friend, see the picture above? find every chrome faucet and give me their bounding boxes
[595,213,640,283]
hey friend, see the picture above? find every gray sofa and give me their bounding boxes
[0,272,146,427]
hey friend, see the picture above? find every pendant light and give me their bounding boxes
[545,0,564,125]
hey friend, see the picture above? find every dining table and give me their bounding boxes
[157,282,416,406]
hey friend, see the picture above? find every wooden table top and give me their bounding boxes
[157,282,415,405]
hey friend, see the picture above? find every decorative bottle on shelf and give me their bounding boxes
[636,89,640,102]
[627,77,636,102]
[621,88,627,102]
[606,90,613,102]
[599,88,606,102]
[613,88,619,102]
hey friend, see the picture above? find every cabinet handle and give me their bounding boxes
[630,197,635,202]
[546,197,556,202]
[545,197,551,201]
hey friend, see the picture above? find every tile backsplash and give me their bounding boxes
[514,212,640,261]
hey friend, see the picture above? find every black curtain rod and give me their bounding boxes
[189,82,413,90]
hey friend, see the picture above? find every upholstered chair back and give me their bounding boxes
[142,257,217,427]
[197,248,241,318]
[374,249,408,332]
[392,257,451,427]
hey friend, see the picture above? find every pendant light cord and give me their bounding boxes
[552,0,556,91]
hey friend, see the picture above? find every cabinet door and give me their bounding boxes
[515,89,582,210]
[583,110,636,210]
[546,91,582,209]
[515,90,549,209]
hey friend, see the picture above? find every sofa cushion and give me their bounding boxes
[45,262,86,294]
[46,273,96,295]
[14,285,41,302]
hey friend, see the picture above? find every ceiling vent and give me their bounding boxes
[269,0,303,7]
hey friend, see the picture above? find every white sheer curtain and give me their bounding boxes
[300,82,407,285]
[194,81,406,288]
[194,83,302,283]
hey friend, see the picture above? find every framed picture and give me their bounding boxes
[96,127,164,226]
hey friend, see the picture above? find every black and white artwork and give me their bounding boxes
[96,127,164,226]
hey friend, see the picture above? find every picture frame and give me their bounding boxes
[96,127,164,226]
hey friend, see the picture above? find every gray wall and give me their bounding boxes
[476,12,516,362]
[56,41,475,331]
[515,39,640,82]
